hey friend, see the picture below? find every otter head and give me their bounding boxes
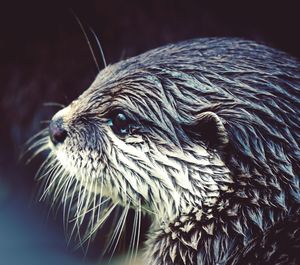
[47,59,233,228]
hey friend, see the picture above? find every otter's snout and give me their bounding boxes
[49,118,67,145]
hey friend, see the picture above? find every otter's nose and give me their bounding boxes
[49,118,67,145]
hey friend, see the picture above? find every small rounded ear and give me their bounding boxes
[189,111,229,149]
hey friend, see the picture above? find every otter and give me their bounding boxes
[34,38,300,265]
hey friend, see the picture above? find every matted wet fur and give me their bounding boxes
[31,38,300,264]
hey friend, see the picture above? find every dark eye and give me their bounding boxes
[107,112,131,135]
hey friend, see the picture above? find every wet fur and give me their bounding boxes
[34,38,300,264]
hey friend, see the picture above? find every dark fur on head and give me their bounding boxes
[36,38,300,264]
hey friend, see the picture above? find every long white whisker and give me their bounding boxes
[85,180,103,250]
[76,177,96,228]
[89,27,107,68]
[70,10,100,72]
[35,155,57,181]
[25,143,50,164]
[62,174,76,233]
[134,201,142,263]
[128,205,138,265]
[33,159,55,202]
[24,128,48,146]
[39,163,62,201]
[75,182,88,225]
[43,102,65,108]
[24,136,48,157]
[74,182,86,246]
[51,168,70,205]
[75,178,98,256]
[104,203,129,255]
[75,202,118,249]
[67,177,81,245]
[69,197,110,222]
[98,176,104,213]
[107,203,130,263]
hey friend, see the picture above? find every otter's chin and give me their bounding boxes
[49,140,131,206]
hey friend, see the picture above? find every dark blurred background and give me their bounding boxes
[0,1,299,264]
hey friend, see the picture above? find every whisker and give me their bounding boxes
[87,187,99,251]
[69,197,110,222]
[73,182,86,246]
[98,175,104,214]
[134,201,142,263]
[25,128,48,146]
[26,144,49,163]
[26,137,49,153]
[67,177,81,245]
[34,157,56,201]
[51,168,70,205]
[70,9,100,72]
[104,204,127,254]
[75,202,118,249]
[62,174,76,232]
[20,131,48,161]
[35,155,57,181]
[39,164,63,201]
[85,181,103,250]
[126,199,142,265]
[75,181,88,225]
[128,204,138,265]
[40,120,51,124]
[39,161,59,192]
[89,27,107,68]
[107,203,130,264]
[78,178,97,227]
[43,102,65,108]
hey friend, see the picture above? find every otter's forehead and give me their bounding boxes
[73,37,295,115]
[68,64,189,146]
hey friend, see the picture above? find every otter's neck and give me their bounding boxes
[141,145,235,265]
[145,144,234,224]
[144,206,232,265]
[144,161,300,265]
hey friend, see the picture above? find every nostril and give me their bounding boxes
[49,119,67,145]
